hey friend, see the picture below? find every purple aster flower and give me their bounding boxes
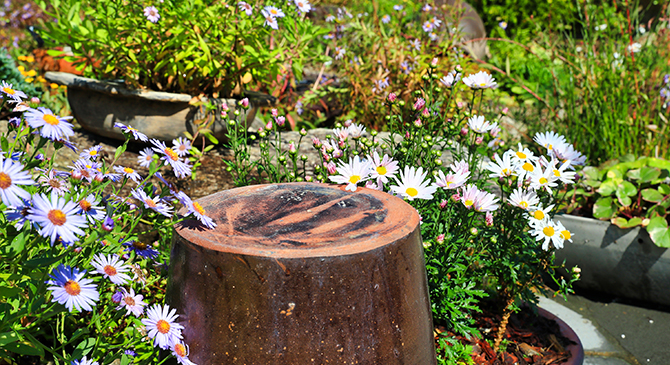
[141,304,184,350]
[90,254,131,285]
[238,1,253,15]
[261,9,279,29]
[178,192,216,229]
[131,188,173,216]
[25,107,74,141]
[171,341,196,365]
[123,240,160,260]
[8,117,20,128]
[79,145,102,160]
[1,80,27,102]
[102,215,115,232]
[71,356,99,365]
[114,123,148,142]
[38,170,68,196]
[28,192,88,245]
[138,147,156,168]
[150,139,192,179]
[0,155,35,207]
[46,264,99,312]
[113,165,142,183]
[111,290,124,303]
[116,288,147,317]
[143,6,160,23]
[77,194,105,222]
[4,199,32,229]
[172,137,191,157]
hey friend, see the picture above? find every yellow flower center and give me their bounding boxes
[43,114,60,126]
[376,166,387,175]
[103,265,117,276]
[193,202,205,215]
[133,241,148,250]
[553,169,561,177]
[406,187,418,197]
[123,167,134,174]
[548,144,553,150]
[3,87,15,95]
[47,209,67,226]
[464,199,473,207]
[561,230,571,240]
[543,226,555,237]
[533,210,545,220]
[348,175,361,184]
[124,296,136,306]
[479,82,487,87]
[522,162,534,172]
[502,168,510,175]
[79,200,92,212]
[0,172,12,189]
[520,201,528,208]
[89,150,98,156]
[165,148,179,161]
[174,343,187,357]
[539,177,548,184]
[144,198,157,208]
[156,319,171,334]
[516,151,527,159]
[64,280,81,296]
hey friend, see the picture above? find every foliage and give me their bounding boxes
[569,155,670,247]
[485,0,670,164]
[35,0,326,97]
[225,60,582,359]
[0,83,215,364]
[292,1,481,130]
[0,48,39,101]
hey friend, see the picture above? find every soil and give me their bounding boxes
[436,305,576,365]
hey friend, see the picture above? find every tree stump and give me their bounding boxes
[167,182,437,364]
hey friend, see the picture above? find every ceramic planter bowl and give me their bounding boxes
[44,71,274,142]
[555,214,670,306]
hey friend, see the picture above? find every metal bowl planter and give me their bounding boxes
[44,71,275,142]
[554,214,670,306]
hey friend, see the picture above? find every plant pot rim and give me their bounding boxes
[44,71,276,106]
[537,306,585,365]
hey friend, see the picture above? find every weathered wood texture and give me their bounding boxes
[168,182,437,364]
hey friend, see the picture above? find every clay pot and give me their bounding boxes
[44,71,274,142]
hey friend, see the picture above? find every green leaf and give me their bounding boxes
[625,217,643,228]
[611,217,628,228]
[626,168,641,180]
[593,197,615,219]
[24,252,68,268]
[612,217,642,228]
[71,338,96,359]
[659,184,670,195]
[582,166,600,180]
[639,167,661,183]
[0,286,22,299]
[641,188,664,203]
[647,216,670,248]
[4,341,44,356]
[9,232,26,255]
[0,331,19,346]
[114,141,128,160]
[597,179,619,196]
[616,181,637,197]
[618,195,632,206]
[648,157,670,170]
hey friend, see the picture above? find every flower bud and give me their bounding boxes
[102,216,115,232]
[475,136,483,145]
[460,127,469,136]
[265,120,273,131]
[440,200,448,209]
[485,211,494,226]
[277,116,286,126]
[300,128,307,136]
[431,57,438,67]
[469,227,478,236]
[233,110,240,116]
[414,97,426,110]
[271,108,279,117]
[240,97,250,108]
[436,233,445,243]
[388,92,397,102]
[111,290,124,304]
[327,162,337,174]
[413,119,423,128]
[344,119,353,127]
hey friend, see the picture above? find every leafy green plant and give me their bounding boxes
[483,0,670,164]
[570,155,670,247]
[35,0,325,97]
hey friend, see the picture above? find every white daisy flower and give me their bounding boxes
[116,288,147,317]
[530,219,564,250]
[460,184,479,209]
[534,131,567,152]
[141,304,184,350]
[434,168,469,190]
[390,166,437,201]
[528,164,557,193]
[508,188,539,210]
[485,153,515,179]
[526,204,554,227]
[367,151,399,185]
[462,71,497,89]
[467,115,494,133]
[328,156,371,192]
[439,70,461,87]
[551,143,586,169]
[473,190,499,212]
[138,148,156,168]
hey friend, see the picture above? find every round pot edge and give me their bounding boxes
[537,306,585,365]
